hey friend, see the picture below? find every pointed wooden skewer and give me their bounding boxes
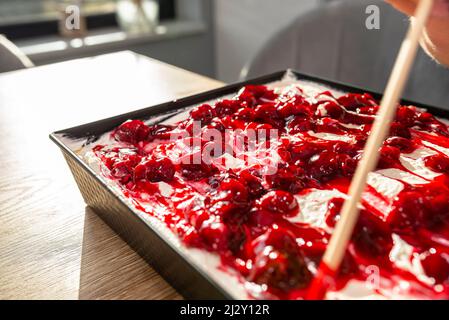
[307,0,435,299]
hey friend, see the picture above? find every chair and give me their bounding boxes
[242,0,449,109]
[0,34,34,73]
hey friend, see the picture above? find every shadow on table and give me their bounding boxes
[78,206,181,299]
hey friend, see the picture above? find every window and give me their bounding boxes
[0,0,176,40]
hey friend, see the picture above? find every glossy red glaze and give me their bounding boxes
[92,84,449,299]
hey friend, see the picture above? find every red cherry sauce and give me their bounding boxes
[90,85,449,299]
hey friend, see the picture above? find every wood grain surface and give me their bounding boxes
[0,51,223,299]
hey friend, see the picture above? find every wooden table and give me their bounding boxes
[0,51,223,299]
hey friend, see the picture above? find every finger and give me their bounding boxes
[386,0,449,17]
[433,0,449,17]
[384,0,418,16]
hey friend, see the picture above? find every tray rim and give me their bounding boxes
[50,69,449,300]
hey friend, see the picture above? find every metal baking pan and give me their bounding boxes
[50,70,448,300]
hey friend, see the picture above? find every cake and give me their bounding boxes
[76,76,449,299]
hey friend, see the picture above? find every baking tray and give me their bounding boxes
[50,70,449,300]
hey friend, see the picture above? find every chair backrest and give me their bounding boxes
[243,0,449,109]
[0,35,34,73]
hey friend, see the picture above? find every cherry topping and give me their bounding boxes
[190,104,215,124]
[94,83,449,300]
[258,191,298,216]
[113,120,150,144]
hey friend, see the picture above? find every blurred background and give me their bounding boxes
[1,0,448,107]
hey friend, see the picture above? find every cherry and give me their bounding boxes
[306,151,339,181]
[147,124,174,141]
[134,157,175,183]
[425,154,449,174]
[420,248,449,284]
[417,111,434,123]
[254,103,284,128]
[248,228,312,290]
[424,193,449,229]
[289,142,320,163]
[228,224,247,254]
[208,170,240,188]
[353,214,393,258]
[358,105,379,115]
[181,162,218,181]
[333,141,359,157]
[207,119,227,132]
[378,146,401,168]
[215,99,240,117]
[248,246,312,291]
[396,106,417,127]
[213,178,249,206]
[190,104,215,124]
[239,170,266,199]
[389,191,425,231]
[337,153,358,176]
[266,167,305,193]
[389,122,411,139]
[208,178,250,221]
[384,136,415,153]
[234,107,255,122]
[318,118,345,134]
[199,220,230,252]
[287,117,315,133]
[109,153,141,184]
[254,103,278,120]
[113,120,150,144]
[236,85,276,106]
[319,101,344,119]
[277,147,292,162]
[337,93,377,110]
[258,191,298,216]
[326,198,344,228]
[248,209,277,229]
[277,102,295,118]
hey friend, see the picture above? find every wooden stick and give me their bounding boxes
[308,0,435,299]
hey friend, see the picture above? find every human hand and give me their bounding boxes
[386,0,449,66]
[386,0,449,17]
